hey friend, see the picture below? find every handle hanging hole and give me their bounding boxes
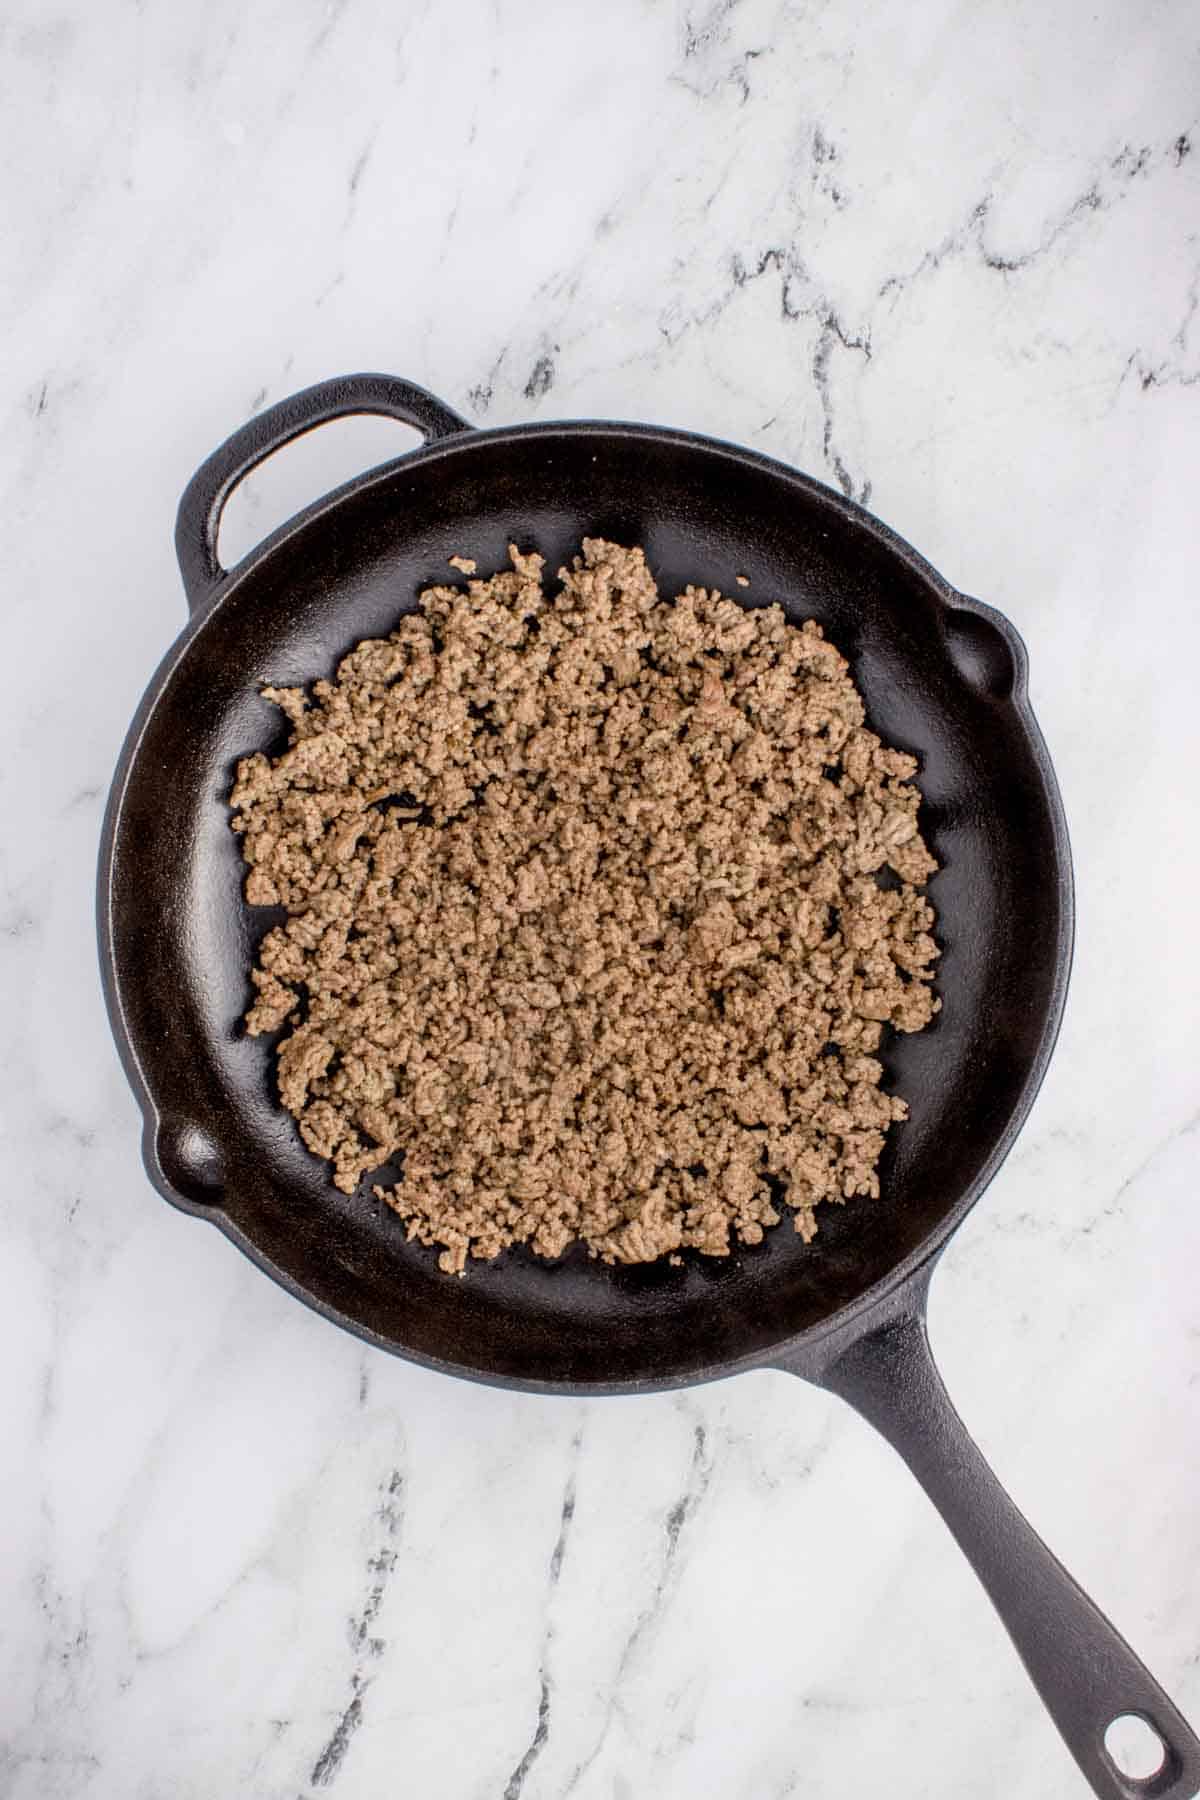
[1104,1713,1167,1782]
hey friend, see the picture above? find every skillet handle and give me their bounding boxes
[174,373,471,613]
[805,1281,1200,1800]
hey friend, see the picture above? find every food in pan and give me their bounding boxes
[230,540,940,1273]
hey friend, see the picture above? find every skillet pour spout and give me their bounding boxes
[99,373,1200,1799]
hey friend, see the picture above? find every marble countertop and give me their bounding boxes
[3,2,1198,1796]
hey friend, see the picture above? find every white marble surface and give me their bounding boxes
[2,1,1198,1796]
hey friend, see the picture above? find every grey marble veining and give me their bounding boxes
[1,1,1198,1796]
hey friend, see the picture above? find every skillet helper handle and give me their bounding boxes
[174,373,471,613]
[817,1301,1200,1800]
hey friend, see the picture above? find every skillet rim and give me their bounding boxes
[97,416,1075,1394]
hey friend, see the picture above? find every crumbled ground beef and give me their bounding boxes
[231,540,939,1273]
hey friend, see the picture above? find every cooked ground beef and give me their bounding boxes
[230,540,939,1274]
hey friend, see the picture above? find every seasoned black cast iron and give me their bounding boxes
[99,374,1199,1798]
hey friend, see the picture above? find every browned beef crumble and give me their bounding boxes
[231,540,939,1274]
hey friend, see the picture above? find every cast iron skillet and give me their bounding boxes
[99,373,1199,1799]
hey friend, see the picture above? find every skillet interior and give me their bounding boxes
[104,424,1070,1389]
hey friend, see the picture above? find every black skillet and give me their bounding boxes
[98,373,1199,1798]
